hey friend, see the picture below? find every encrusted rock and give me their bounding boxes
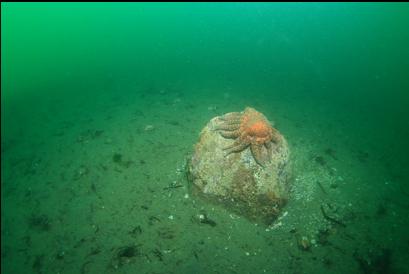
[187,107,291,225]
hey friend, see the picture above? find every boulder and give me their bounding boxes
[187,107,291,225]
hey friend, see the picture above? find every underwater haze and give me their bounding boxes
[2,2,409,274]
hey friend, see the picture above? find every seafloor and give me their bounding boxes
[2,79,408,274]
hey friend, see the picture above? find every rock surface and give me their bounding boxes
[187,108,291,225]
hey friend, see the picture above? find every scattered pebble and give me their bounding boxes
[144,125,155,131]
[270,221,282,230]
[298,236,311,251]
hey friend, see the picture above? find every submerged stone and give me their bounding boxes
[187,107,291,225]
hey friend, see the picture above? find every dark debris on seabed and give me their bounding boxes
[28,214,52,232]
[112,152,134,168]
[76,129,104,144]
[284,204,404,274]
[105,223,182,271]
[107,244,143,270]
[191,211,217,227]
[288,144,403,273]
[353,248,395,274]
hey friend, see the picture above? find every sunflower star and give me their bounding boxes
[214,107,282,167]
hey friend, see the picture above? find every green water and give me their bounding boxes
[2,3,409,274]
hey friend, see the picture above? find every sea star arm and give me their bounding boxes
[264,141,272,161]
[219,130,240,139]
[250,144,267,167]
[270,128,282,143]
[214,123,240,131]
[223,140,249,156]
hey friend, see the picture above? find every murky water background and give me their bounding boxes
[2,3,409,274]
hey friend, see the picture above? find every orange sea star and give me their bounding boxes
[215,107,281,166]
